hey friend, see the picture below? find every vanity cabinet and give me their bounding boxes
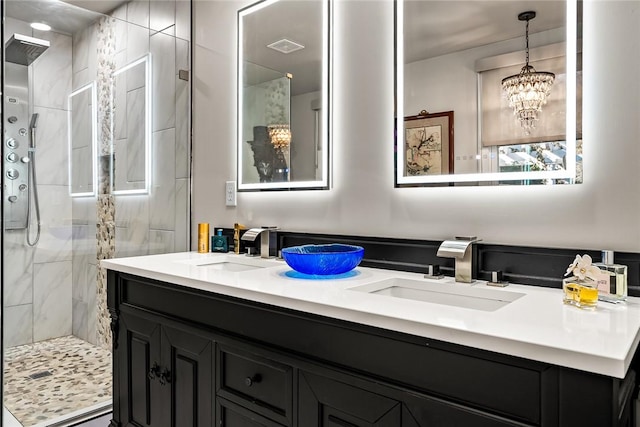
[107,271,637,427]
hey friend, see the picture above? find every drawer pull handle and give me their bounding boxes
[148,362,161,381]
[244,374,262,387]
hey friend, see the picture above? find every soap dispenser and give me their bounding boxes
[211,229,229,253]
[594,250,627,303]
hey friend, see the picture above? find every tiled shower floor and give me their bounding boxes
[3,335,112,426]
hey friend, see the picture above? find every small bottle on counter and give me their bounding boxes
[211,229,228,253]
[593,250,627,303]
[562,278,598,309]
[233,223,246,254]
[197,223,210,253]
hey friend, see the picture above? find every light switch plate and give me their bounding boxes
[225,181,237,206]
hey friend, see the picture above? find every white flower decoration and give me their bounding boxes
[565,254,601,281]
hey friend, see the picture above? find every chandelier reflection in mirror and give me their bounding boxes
[502,11,555,135]
[268,124,292,149]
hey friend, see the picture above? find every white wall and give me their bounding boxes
[193,0,640,252]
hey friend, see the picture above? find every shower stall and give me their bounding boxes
[2,1,192,425]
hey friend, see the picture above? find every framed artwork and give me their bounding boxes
[402,110,454,179]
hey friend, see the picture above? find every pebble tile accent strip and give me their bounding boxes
[96,15,116,351]
[3,336,112,426]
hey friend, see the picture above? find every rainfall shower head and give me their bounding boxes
[5,34,50,66]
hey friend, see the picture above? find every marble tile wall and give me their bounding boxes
[70,86,94,194]
[176,37,191,180]
[125,85,146,184]
[110,0,191,263]
[72,18,100,346]
[151,31,176,131]
[33,261,73,341]
[71,197,98,344]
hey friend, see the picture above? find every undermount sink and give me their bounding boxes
[349,278,525,312]
[199,261,263,272]
[175,255,281,272]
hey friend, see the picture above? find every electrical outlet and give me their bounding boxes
[225,181,237,206]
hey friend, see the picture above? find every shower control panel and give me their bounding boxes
[3,88,29,230]
[4,151,29,229]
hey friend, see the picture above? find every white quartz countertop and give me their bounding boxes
[101,251,640,379]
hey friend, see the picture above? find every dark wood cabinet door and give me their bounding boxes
[161,325,214,427]
[119,312,163,427]
[299,371,402,427]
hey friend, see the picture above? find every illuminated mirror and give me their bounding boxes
[238,0,331,191]
[69,81,97,197]
[111,54,152,195]
[396,0,581,186]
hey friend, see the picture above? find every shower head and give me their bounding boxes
[30,113,39,130]
[29,113,39,149]
[5,34,50,66]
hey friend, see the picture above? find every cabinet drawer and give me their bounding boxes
[218,397,285,427]
[217,345,293,425]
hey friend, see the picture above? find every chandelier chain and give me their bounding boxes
[525,19,530,66]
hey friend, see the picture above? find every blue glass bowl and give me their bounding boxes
[281,244,364,275]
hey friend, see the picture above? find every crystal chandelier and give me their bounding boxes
[268,124,292,149]
[502,11,555,135]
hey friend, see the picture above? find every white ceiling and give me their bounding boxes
[4,0,109,35]
[5,0,131,36]
[242,0,323,96]
[404,1,567,63]
[62,0,126,15]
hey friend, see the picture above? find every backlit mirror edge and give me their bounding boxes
[394,0,578,186]
[237,0,332,192]
[110,53,153,196]
[68,80,98,198]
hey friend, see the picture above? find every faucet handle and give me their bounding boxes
[424,264,443,280]
[487,270,509,287]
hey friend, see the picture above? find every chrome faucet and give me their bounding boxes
[436,236,481,283]
[240,227,277,259]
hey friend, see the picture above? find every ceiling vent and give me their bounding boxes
[267,39,305,54]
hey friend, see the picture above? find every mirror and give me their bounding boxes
[396,0,581,186]
[238,0,331,191]
[111,54,152,195]
[69,81,97,197]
